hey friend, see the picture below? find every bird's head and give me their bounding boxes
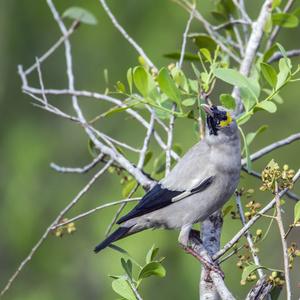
[201,104,236,136]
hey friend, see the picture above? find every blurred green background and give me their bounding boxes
[0,0,299,299]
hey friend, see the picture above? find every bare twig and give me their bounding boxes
[105,183,140,237]
[235,191,264,279]
[267,49,300,64]
[51,197,141,230]
[24,19,80,75]
[241,133,300,166]
[50,154,105,173]
[165,104,176,175]
[229,14,245,57]
[99,0,157,72]
[125,274,143,300]
[178,7,195,69]
[274,181,291,300]
[212,19,250,31]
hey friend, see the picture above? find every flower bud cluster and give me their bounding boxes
[267,271,285,288]
[51,218,77,238]
[244,200,261,221]
[287,242,300,269]
[260,161,294,193]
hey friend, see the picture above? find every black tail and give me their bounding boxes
[94,226,133,253]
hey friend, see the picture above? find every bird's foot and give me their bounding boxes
[180,244,224,281]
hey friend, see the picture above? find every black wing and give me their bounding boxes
[117,176,213,224]
[117,183,181,224]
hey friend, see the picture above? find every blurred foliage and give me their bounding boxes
[0,0,300,299]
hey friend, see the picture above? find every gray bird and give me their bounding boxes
[94,104,241,254]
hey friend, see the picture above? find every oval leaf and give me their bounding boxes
[219,94,236,110]
[254,101,277,113]
[138,262,166,280]
[260,63,278,89]
[112,278,137,300]
[62,7,98,25]
[188,34,217,53]
[294,201,300,223]
[157,67,181,109]
[272,13,299,28]
[214,68,260,98]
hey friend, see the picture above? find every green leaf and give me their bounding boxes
[294,201,300,223]
[276,57,291,90]
[117,81,126,93]
[219,94,236,110]
[153,101,173,119]
[127,68,133,94]
[276,43,291,68]
[188,34,217,53]
[240,87,257,112]
[138,262,166,280]
[264,15,273,34]
[272,0,281,10]
[260,63,278,89]
[62,7,98,25]
[103,106,134,118]
[254,101,277,113]
[236,113,251,125]
[272,13,299,28]
[109,245,142,268]
[146,244,159,264]
[121,258,133,281]
[172,143,183,156]
[246,125,268,147]
[163,51,199,61]
[171,67,189,92]
[200,48,212,62]
[122,180,138,198]
[157,67,181,109]
[242,265,263,281]
[133,67,160,102]
[112,279,137,300]
[223,205,233,217]
[182,97,197,107]
[143,150,153,167]
[213,68,260,98]
[191,63,201,79]
[292,7,300,16]
[239,126,251,173]
[153,152,166,174]
[263,44,278,62]
[88,138,98,158]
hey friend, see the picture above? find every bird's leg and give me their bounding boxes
[179,243,225,280]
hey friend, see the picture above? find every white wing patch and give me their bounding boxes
[171,176,214,202]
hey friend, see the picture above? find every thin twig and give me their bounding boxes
[229,14,245,57]
[241,133,300,166]
[178,7,195,69]
[51,197,141,230]
[232,0,253,24]
[165,104,176,175]
[24,19,80,75]
[235,191,264,279]
[50,154,105,173]
[137,110,155,169]
[99,0,157,72]
[274,181,292,300]
[212,19,250,31]
[105,183,140,237]
[267,49,300,64]
[125,274,143,300]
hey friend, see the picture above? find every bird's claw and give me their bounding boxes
[180,244,224,280]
